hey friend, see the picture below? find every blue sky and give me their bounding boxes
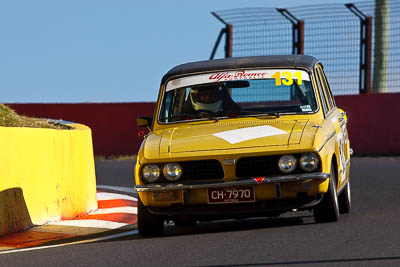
[0,0,351,103]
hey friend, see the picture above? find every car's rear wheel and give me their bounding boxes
[338,180,351,214]
[313,163,339,223]
[138,197,164,237]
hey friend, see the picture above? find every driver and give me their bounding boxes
[182,84,241,116]
[189,85,223,113]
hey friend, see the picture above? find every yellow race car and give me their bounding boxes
[135,55,351,237]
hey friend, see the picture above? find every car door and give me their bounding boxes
[316,64,350,189]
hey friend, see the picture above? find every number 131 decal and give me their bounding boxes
[272,71,303,86]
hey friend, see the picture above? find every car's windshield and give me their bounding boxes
[159,69,317,123]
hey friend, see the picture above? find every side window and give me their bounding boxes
[314,71,328,115]
[319,67,336,107]
[316,65,334,110]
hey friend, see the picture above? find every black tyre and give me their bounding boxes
[313,163,339,223]
[338,180,351,214]
[138,197,164,237]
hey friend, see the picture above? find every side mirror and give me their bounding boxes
[137,116,153,128]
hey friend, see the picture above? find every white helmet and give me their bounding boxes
[190,86,222,113]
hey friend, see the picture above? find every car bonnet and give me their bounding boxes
[158,119,309,154]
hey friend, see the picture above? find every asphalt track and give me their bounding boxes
[2,157,400,267]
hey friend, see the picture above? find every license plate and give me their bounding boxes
[208,186,255,204]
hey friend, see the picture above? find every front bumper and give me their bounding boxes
[148,195,323,217]
[135,172,329,192]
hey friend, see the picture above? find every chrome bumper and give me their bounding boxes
[135,172,329,192]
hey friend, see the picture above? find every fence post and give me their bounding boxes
[210,12,233,59]
[225,24,233,58]
[373,0,389,93]
[277,9,304,55]
[345,3,372,94]
[210,28,227,60]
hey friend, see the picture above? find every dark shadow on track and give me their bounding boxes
[193,256,400,266]
[96,213,315,243]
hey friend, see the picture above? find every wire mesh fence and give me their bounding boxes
[212,1,398,95]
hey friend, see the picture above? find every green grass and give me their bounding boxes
[0,104,71,129]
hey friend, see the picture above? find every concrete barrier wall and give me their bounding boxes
[8,103,156,157]
[0,123,97,235]
[7,93,400,155]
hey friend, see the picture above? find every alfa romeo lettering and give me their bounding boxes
[209,70,267,82]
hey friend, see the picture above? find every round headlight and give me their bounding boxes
[142,164,160,182]
[278,155,297,174]
[163,163,182,181]
[299,152,319,172]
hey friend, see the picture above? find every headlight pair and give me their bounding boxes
[142,163,182,183]
[278,153,319,174]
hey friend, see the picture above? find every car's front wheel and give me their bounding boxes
[313,163,339,223]
[338,180,351,214]
[138,197,164,237]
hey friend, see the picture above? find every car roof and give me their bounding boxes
[162,55,319,83]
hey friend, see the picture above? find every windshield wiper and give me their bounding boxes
[234,110,281,118]
[166,113,220,123]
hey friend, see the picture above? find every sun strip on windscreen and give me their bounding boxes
[165,69,310,92]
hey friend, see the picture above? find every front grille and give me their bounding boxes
[180,160,224,181]
[236,155,281,178]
